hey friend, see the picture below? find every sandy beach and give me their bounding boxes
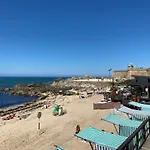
[0,94,116,150]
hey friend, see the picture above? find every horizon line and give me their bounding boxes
[0,75,109,78]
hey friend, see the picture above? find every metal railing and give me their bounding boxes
[117,118,150,150]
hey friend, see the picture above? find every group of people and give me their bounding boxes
[53,104,64,116]
[2,113,15,120]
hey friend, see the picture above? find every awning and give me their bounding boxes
[102,113,142,128]
[75,126,127,149]
[129,101,150,111]
[118,106,150,120]
[101,113,142,137]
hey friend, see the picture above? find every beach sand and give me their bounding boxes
[0,94,117,150]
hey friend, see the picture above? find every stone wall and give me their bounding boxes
[130,68,150,77]
[112,70,128,79]
[127,69,150,79]
[113,68,150,80]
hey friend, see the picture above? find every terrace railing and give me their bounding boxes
[117,117,150,150]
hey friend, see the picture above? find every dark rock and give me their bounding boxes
[0,77,110,98]
[39,95,48,100]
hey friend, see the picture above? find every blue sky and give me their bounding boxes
[0,0,150,77]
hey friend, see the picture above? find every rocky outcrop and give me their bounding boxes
[0,78,111,98]
[0,77,112,117]
[0,100,44,117]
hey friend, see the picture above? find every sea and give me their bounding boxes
[0,77,68,109]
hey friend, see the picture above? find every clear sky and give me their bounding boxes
[0,0,150,77]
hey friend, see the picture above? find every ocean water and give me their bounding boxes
[0,77,68,108]
[0,92,37,108]
[0,77,66,88]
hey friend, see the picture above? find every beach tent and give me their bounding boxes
[75,126,127,150]
[101,113,142,137]
[129,101,150,111]
[117,106,150,121]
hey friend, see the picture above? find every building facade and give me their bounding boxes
[112,64,150,81]
[131,75,150,85]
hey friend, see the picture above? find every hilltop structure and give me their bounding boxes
[112,64,150,81]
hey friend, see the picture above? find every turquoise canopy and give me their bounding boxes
[54,145,64,150]
[76,126,127,149]
[129,101,150,111]
[56,147,63,150]
[101,113,142,137]
[118,106,150,120]
[102,113,142,127]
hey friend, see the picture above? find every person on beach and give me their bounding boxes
[53,105,60,116]
[75,125,80,134]
[2,113,15,120]
[58,105,63,116]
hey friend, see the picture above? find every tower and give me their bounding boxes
[128,63,134,70]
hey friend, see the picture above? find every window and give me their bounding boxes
[148,79,150,83]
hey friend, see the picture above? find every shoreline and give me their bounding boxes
[0,94,115,150]
[0,77,115,150]
[0,92,38,109]
[0,77,111,117]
